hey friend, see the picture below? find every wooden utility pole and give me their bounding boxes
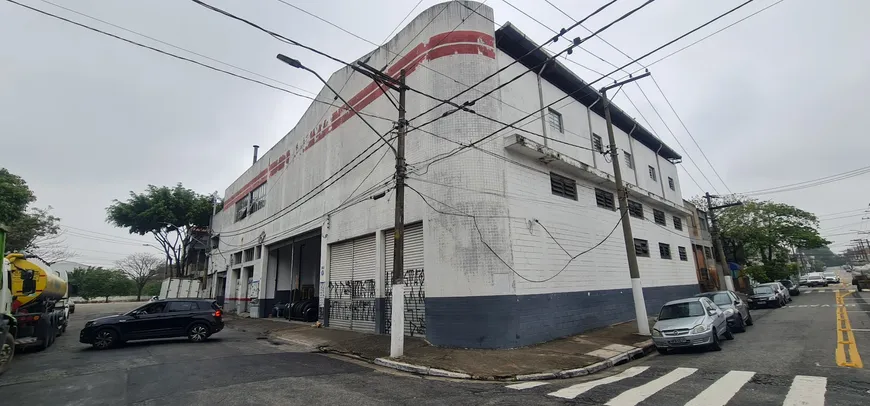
[705,192,741,291]
[601,72,651,336]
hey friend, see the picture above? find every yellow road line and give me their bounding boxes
[835,290,863,368]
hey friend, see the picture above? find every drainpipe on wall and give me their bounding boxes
[626,123,639,182]
[586,97,602,168]
[655,143,667,198]
[536,61,550,147]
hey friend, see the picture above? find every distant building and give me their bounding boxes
[684,200,722,292]
[208,1,698,348]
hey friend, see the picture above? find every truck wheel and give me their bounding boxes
[38,321,55,351]
[0,332,14,376]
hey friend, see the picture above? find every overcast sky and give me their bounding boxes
[2,0,868,267]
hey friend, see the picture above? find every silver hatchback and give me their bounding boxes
[652,297,735,354]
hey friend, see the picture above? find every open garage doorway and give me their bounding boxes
[264,231,321,320]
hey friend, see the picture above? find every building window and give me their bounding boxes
[250,183,267,214]
[698,211,709,231]
[595,188,615,210]
[243,248,255,262]
[659,243,672,259]
[634,239,650,257]
[668,177,675,191]
[547,108,563,133]
[673,216,683,231]
[550,172,576,200]
[648,166,657,181]
[653,209,666,225]
[624,151,634,168]
[234,195,249,222]
[704,246,713,259]
[678,246,688,261]
[255,245,262,259]
[628,200,644,218]
[592,134,604,153]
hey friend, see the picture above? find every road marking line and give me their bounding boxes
[547,366,649,399]
[835,291,863,368]
[852,329,870,332]
[506,381,550,390]
[798,305,808,308]
[684,370,755,406]
[604,367,697,406]
[810,304,819,307]
[783,375,826,406]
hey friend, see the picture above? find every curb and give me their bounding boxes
[350,340,655,381]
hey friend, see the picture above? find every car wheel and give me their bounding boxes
[709,328,722,351]
[745,312,754,326]
[0,332,15,376]
[187,323,210,343]
[92,328,118,350]
[656,347,668,355]
[735,316,747,333]
[774,300,782,308]
[724,325,735,340]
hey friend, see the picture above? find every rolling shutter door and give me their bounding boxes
[384,222,425,336]
[328,239,354,330]
[351,235,377,332]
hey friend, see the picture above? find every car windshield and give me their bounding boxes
[780,280,794,288]
[754,286,775,295]
[659,302,706,320]
[808,275,822,280]
[824,272,835,277]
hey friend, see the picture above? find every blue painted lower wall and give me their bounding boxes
[425,284,700,349]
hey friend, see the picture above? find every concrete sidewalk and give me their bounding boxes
[224,316,655,381]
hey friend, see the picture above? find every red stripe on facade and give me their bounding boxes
[223,31,495,211]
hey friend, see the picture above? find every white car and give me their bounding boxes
[824,272,840,284]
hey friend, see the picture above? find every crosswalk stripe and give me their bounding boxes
[783,375,826,406]
[684,370,755,406]
[547,366,649,399]
[604,367,697,406]
[506,381,549,390]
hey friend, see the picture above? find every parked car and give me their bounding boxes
[824,271,840,284]
[806,273,827,287]
[749,285,784,308]
[779,279,800,296]
[695,291,753,332]
[79,299,223,349]
[652,297,734,354]
[69,299,76,314]
[759,282,790,303]
[798,275,808,286]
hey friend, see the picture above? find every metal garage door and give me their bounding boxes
[384,222,425,336]
[328,234,377,332]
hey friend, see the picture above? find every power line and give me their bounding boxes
[4,0,392,123]
[379,0,425,44]
[411,0,758,172]
[60,225,147,243]
[737,165,870,196]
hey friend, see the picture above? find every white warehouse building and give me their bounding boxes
[208,1,698,349]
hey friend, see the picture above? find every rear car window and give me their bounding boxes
[167,301,197,312]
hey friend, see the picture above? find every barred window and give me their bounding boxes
[547,108,564,133]
[595,188,615,210]
[659,243,672,259]
[704,246,713,259]
[550,172,577,200]
[624,151,634,168]
[628,200,644,218]
[678,246,688,261]
[593,134,604,153]
[673,216,683,231]
[648,166,657,181]
[668,177,675,191]
[654,209,666,225]
[249,183,267,214]
[634,239,649,257]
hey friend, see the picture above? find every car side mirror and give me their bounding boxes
[707,309,717,316]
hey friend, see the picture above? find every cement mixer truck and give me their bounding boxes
[1,230,70,374]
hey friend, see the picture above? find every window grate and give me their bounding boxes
[547,108,564,133]
[659,243,672,259]
[249,183,267,214]
[550,172,577,200]
[678,246,688,261]
[673,216,683,231]
[624,151,634,168]
[593,134,604,153]
[628,200,644,218]
[648,166,657,181]
[634,239,649,257]
[654,209,666,225]
[668,177,675,191]
[595,188,615,210]
[704,246,713,259]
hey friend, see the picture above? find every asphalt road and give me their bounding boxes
[3,269,869,405]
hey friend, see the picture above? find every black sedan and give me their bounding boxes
[80,299,224,349]
[779,279,800,296]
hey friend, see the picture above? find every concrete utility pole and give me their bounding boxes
[601,72,651,336]
[705,192,740,291]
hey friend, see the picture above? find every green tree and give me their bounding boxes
[0,168,64,258]
[143,280,162,297]
[802,246,848,267]
[69,267,135,302]
[106,184,217,277]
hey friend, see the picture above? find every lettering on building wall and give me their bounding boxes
[385,268,426,337]
[328,279,375,299]
[328,299,376,322]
